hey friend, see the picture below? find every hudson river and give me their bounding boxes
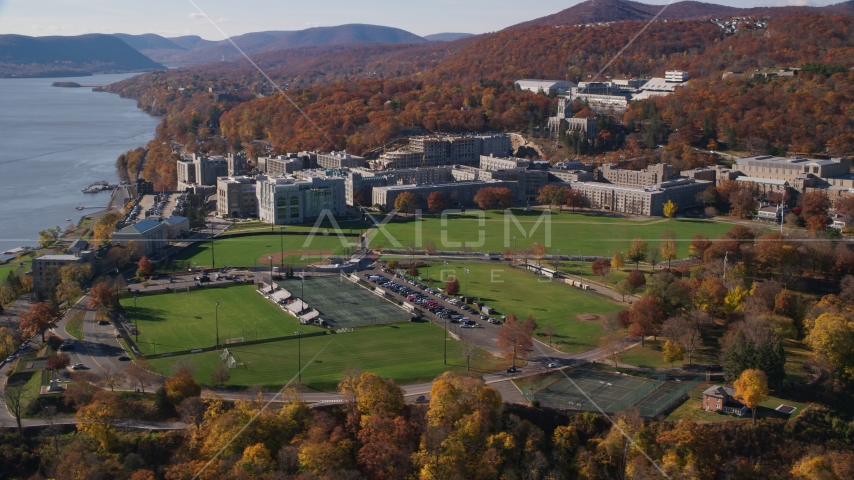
[0,73,159,257]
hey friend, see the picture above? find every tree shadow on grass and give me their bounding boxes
[128,307,172,322]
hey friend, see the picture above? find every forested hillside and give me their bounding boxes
[108,13,854,189]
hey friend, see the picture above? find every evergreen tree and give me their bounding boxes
[757,340,787,391]
[723,331,756,383]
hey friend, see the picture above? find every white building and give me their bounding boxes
[256,174,346,225]
[665,70,689,82]
[515,79,576,95]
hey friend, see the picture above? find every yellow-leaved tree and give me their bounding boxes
[724,285,749,313]
[734,369,769,423]
[662,340,684,367]
[663,199,678,219]
[806,313,854,378]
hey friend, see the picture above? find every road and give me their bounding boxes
[0,296,184,430]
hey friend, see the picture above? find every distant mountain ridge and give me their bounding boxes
[0,33,163,78]
[120,24,427,67]
[516,0,854,27]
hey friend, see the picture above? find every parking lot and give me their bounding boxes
[360,266,511,357]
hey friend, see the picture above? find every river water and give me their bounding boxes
[0,73,159,258]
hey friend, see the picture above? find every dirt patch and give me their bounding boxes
[576,314,601,322]
[259,250,334,265]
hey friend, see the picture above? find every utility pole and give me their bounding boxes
[134,296,138,342]
[295,331,302,383]
[215,301,220,347]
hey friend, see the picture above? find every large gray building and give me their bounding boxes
[216,176,258,218]
[177,154,228,190]
[345,167,453,206]
[599,163,673,187]
[376,133,512,169]
[316,151,366,169]
[372,180,520,211]
[515,79,575,95]
[568,178,711,216]
[256,174,346,224]
[32,254,90,294]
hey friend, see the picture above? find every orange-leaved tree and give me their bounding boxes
[19,302,61,342]
[497,314,536,367]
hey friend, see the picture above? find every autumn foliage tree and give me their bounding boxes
[537,184,569,211]
[394,191,417,214]
[497,314,535,367]
[628,295,666,346]
[88,282,116,313]
[426,191,447,212]
[734,369,769,423]
[19,301,61,342]
[166,368,202,405]
[444,277,460,296]
[137,256,153,277]
[591,258,611,280]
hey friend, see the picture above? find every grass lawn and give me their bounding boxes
[148,322,499,391]
[782,340,813,384]
[65,310,84,341]
[172,234,354,269]
[119,285,316,355]
[424,261,625,353]
[224,219,369,236]
[369,210,734,259]
[666,383,810,422]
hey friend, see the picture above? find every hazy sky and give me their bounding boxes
[0,0,841,38]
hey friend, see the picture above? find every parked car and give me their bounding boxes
[118,356,131,361]
[72,363,85,370]
[506,366,517,373]
[547,363,559,368]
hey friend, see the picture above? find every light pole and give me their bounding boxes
[133,295,138,342]
[555,248,561,272]
[463,268,469,298]
[210,223,215,269]
[443,316,447,365]
[301,271,305,299]
[268,255,274,285]
[114,268,120,308]
[579,249,583,284]
[215,301,220,347]
[513,236,517,264]
[279,227,284,271]
[295,331,302,383]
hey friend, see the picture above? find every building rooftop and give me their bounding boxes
[116,219,162,235]
[703,385,737,398]
[515,79,576,88]
[163,216,189,226]
[375,180,508,191]
[36,254,82,261]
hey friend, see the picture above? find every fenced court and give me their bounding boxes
[278,274,410,328]
[519,366,705,417]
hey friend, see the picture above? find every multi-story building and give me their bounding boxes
[316,151,366,169]
[256,174,346,224]
[32,254,90,294]
[599,163,673,187]
[665,70,689,82]
[227,152,248,176]
[344,167,454,205]
[177,153,228,190]
[216,176,258,218]
[112,219,167,257]
[258,153,313,174]
[378,133,512,169]
[480,155,530,171]
[372,180,521,211]
[548,169,596,183]
[568,178,711,216]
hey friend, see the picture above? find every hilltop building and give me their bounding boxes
[374,133,511,169]
[177,153,228,190]
[514,79,575,95]
[216,176,258,218]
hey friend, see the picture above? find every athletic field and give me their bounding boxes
[278,275,410,328]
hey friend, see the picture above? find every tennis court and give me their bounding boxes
[278,274,410,328]
[519,367,705,416]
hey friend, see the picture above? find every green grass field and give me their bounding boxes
[224,219,368,236]
[120,285,316,355]
[171,234,355,269]
[424,261,625,353]
[369,210,734,259]
[148,322,497,390]
[65,310,84,341]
